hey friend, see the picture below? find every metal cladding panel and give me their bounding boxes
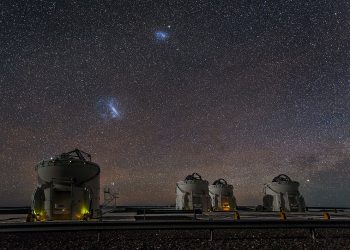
[85,177,100,213]
[209,184,234,196]
[37,160,99,184]
[32,187,45,212]
[268,181,300,194]
[176,180,209,195]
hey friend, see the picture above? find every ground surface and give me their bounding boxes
[1,229,350,250]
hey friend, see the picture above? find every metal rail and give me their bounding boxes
[1,220,350,233]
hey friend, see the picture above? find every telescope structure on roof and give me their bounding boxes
[209,178,237,211]
[263,174,305,212]
[31,149,100,221]
[176,173,210,211]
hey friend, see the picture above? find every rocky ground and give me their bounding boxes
[1,229,350,249]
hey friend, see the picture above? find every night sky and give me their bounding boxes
[1,1,349,207]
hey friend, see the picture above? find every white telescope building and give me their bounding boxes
[176,173,210,211]
[31,149,100,221]
[209,178,237,211]
[263,174,305,212]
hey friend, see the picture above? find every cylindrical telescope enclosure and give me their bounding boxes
[263,174,305,212]
[176,173,210,211]
[31,149,100,221]
[209,179,237,211]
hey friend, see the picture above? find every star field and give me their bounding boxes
[0,0,349,206]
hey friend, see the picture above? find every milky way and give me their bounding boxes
[0,1,349,206]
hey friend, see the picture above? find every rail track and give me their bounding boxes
[1,220,350,233]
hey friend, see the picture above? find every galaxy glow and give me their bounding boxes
[155,31,169,42]
[97,97,122,121]
[0,1,349,207]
